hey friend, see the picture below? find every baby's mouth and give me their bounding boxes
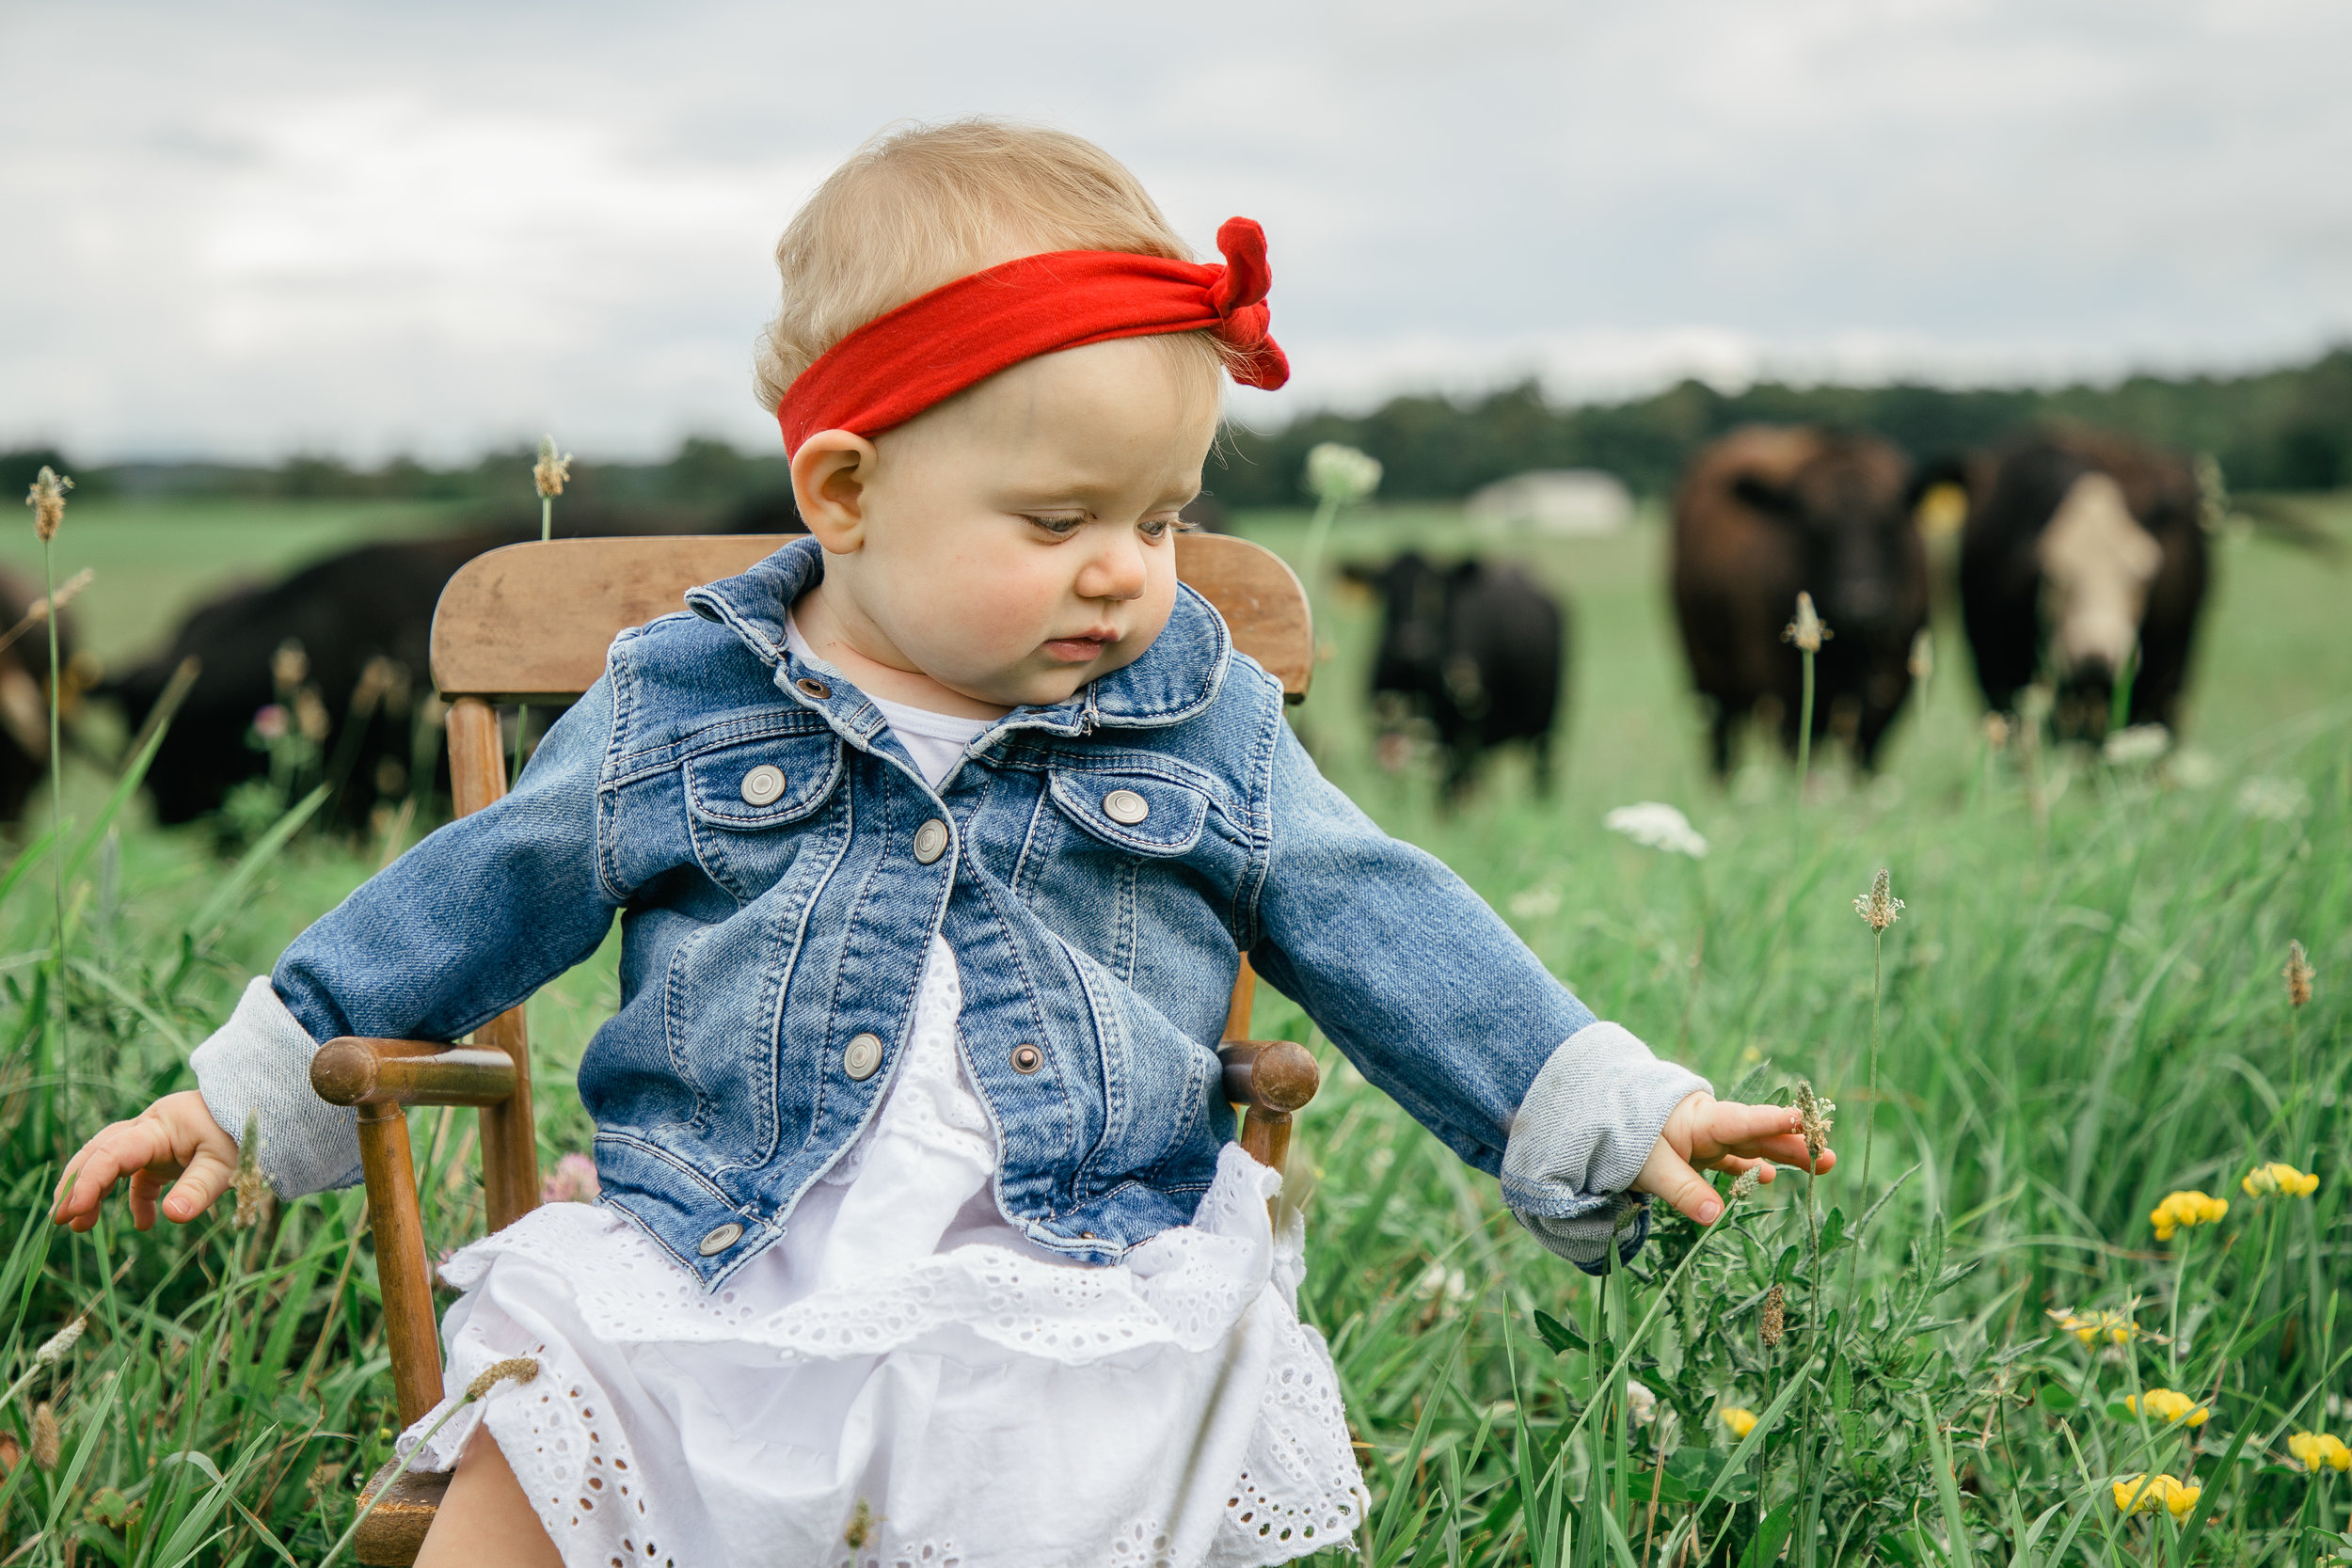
[1041,630,1117,663]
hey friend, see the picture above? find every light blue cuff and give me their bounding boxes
[190,975,364,1199]
[1500,1022,1708,1274]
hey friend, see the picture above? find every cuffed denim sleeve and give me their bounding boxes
[1248,717,1598,1177]
[1500,1022,1708,1274]
[191,974,361,1198]
[191,677,627,1200]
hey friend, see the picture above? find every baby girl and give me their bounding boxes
[54,119,1828,1567]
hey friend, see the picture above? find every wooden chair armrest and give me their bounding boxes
[310,1037,517,1108]
[1217,1039,1320,1116]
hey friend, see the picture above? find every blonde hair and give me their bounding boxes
[754,119,1234,412]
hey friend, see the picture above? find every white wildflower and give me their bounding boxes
[1605,802,1708,859]
[1304,443,1382,507]
[2101,724,2171,766]
[2236,777,2311,822]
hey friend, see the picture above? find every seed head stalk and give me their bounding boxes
[25,468,72,1140]
[1784,594,1829,818]
[515,437,571,785]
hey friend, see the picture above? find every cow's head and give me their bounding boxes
[2036,469,2163,738]
[1342,553,1450,682]
[1733,435,1917,643]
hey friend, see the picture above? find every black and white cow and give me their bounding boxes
[1954,431,2208,741]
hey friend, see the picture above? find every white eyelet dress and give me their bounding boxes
[396,663,1369,1568]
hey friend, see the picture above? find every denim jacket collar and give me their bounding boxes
[681,535,1232,746]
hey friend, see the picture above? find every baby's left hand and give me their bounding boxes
[1635,1092,1835,1227]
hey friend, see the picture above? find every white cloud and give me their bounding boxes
[1,0,2346,461]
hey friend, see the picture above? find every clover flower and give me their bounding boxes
[1718,1406,1758,1440]
[24,467,70,543]
[1853,867,1903,932]
[1782,592,1831,654]
[2242,1161,2319,1199]
[1604,801,1707,859]
[2048,1307,2138,1346]
[1304,443,1382,507]
[1726,1166,1762,1204]
[2124,1389,2209,1428]
[2113,1473,2200,1520]
[532,435,573,500]
[541,1151,601,1204]
[2288,1432,2352,1473]
[2150,1189,2227,1242]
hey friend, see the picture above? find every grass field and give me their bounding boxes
[0,494,2346,1565]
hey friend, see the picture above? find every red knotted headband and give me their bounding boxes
[775,216,1289,454]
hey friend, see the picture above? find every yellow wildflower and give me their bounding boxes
[2150,1189,2228,1242]
[2048,1307,2137,1346]
[2241,1162,2319,1199]
[2288,1432,2352,1473]
[2113,1473,2200,1520]
[2123,1389,2209,1428]
[1719,1406,1758,1440]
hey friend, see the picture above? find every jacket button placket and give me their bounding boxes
[912,817,950,864]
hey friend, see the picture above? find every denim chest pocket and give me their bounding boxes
[1045,768,1209,857]
[682,730,845,900]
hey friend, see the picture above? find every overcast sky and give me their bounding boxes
[6,0,2348,464]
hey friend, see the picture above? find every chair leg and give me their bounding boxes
[358,1102,445,1430]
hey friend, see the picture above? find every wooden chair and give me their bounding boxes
[319,532,1324,1564]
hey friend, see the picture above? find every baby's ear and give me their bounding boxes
[790,433,879,551]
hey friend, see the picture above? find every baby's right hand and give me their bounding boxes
[52,1092,242,1233]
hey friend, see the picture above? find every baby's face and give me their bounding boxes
[797,336,1221,715]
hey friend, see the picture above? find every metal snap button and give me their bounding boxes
[795,676,832,700]
[697,1222,744,1257]
[912,818,949,864]
[843,1032,884,1081]
[1103,788,1150,825]
[1009,1042,1043,1074]
[739,764,786,806]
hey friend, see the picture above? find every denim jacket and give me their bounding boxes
[193,537,1707,1285]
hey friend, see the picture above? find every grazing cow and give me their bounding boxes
[104,533,514,830]
[104,495,810,831]
[1953,431,2207,741]
[1672,425,1930,775]
[1343,552,1565,800]
[0,568,79,825]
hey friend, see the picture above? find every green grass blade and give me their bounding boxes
[192,784,331,945]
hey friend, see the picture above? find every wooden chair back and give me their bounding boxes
[315,532,1322,1562]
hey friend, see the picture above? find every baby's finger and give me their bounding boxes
[53,1124,150,1225]
[1636,1142,1724,1226]
[1724,1132,1836,1170]
[1707,1153,1776,1184]
[127,1168,164,1232]
[163,1146,239,1226]
[1700,1101,1805,1153]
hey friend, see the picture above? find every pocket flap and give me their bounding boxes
[1047,768,1208,856]
[683,730,842,830]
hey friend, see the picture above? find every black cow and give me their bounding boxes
[1671,425,1930,775]
[1343,553,1565,800]
[0,567,80,825]
[103,495,806,831]
[1952,430,2207,742]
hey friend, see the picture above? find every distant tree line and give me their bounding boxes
[8,346,2347,513]
[1207,345,2352,505]
[0,437,792,517]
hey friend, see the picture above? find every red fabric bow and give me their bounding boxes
[774,217,1289,454]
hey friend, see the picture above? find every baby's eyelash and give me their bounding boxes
[1024,514,1086,535]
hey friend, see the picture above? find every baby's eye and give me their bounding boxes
[1023,514,1087,537]
[1139,514,1195,540]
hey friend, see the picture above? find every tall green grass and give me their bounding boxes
[0,500,2343,1563]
